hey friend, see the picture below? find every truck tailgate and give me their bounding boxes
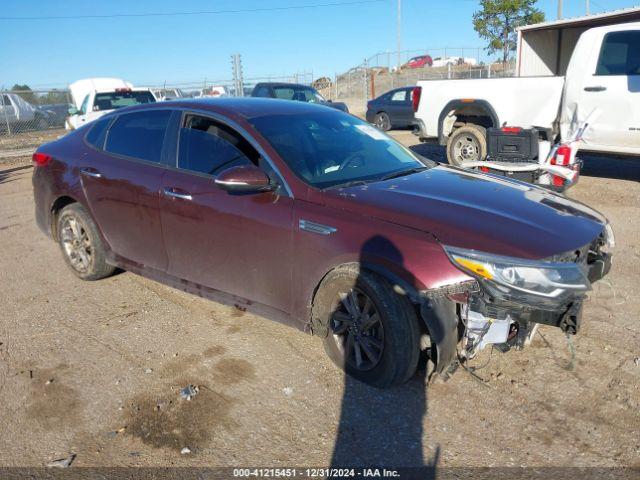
[416,76,565,137]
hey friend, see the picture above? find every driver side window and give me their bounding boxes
[178,114,260,176]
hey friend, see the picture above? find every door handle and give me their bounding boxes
[584,86,607,92]
[163,187,192,201]
[80,167,102,178]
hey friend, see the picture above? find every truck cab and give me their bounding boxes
[561,23,640,155]
[66,78,156,130]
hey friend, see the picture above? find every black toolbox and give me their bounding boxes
[486,127,539,164]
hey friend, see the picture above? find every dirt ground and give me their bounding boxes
[0,129,638,471]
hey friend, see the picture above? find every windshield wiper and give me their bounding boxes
[379,166,429,181]
[325,179,372,190]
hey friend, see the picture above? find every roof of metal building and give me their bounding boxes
[518,6,640,32]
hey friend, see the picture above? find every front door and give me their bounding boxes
[80,109,172,271]
[1,94,17,125]
[578,29,640,151]
[159,113,294,313]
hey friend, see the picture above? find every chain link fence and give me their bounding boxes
[1,89,72,135]
[316,48,516,116]
[0,48,513,157]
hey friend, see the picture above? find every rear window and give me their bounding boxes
[105,110,171,163]
[85,116,111,149]
[94,91,156,111]
[272,86,324,103]
[596,30,640,76]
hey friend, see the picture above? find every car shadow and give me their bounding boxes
[408,143,448,164]
[329,235,440,477]
[0,164,32,185]
[579,153,640,182]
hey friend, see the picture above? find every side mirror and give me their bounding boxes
[215,165,275,193]
[68,106,78,116]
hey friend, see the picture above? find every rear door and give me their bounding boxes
[387,89,413,127]
[80,109,172,271]
[159,112,294,312]
[579,28,640,150]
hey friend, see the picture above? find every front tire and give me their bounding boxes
[314,265,421,388]
[446,124,487,167]
[374,112,391,131]
[57,203,115,281]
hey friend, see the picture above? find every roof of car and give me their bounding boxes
[254,82,312,88]
[127,97,339,119]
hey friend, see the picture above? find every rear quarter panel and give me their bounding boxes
[32,129,92,238]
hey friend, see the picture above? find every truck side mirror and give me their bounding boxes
[68,106,79,116]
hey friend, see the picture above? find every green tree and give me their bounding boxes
[473,0,544,64]
[11,84,37,104]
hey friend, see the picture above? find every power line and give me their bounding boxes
[0,0,385,21]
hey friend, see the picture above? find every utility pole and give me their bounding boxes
[396,0,401,69]
[231,53,244,97]
[586,0,590,15]
[557,0,563,19]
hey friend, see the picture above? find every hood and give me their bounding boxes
[68,78,133,109]
[323,166,606,259]
[321,101,348,112]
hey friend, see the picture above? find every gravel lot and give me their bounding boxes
[0,130,638,470]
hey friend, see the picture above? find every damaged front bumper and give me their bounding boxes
[419,245,612,375]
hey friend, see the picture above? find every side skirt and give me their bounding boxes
[106,254,301,332]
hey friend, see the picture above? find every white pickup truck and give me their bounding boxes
[66,78,156,130]
[412,22,640,165]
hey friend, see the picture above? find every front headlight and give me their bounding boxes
[603,222,615,251]
[444,246,591,301]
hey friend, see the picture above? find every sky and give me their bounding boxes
[1,0,638,90]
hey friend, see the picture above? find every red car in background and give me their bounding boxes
[405,55,433,69]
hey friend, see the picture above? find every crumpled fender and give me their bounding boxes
[420,295,459,373]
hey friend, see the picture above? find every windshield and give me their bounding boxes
[249,110,433,189]
[93,91,156,111]
[272,86,325,104]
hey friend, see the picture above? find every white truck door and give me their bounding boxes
[70,94,92,129]
[576,28,640,151]
[0,94,17,124]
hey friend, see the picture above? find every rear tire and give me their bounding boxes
[57,203,115,281]
[446,124,487,167]
[374,112,391,131]
[314,265,421,388]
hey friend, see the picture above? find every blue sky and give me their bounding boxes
[1,0,638,89]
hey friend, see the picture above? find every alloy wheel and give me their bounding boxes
[330,288,385,371]
[375,114,389,131]
[60,216,93,273]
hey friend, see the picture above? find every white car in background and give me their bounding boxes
[149,87,188,101]
[432,56,477,68]
[66,78,156,130]
[196,86,229,98]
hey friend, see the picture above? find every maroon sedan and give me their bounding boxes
[32,99,613,387]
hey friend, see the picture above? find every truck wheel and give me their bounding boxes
[374,112,391,131]
[313,265,421,388]
[35,115,48,130]
[447,124,487,167]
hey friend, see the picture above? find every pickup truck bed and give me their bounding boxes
[414,76,565,142]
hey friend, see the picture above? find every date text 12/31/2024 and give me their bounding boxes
[233,468,402,478]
